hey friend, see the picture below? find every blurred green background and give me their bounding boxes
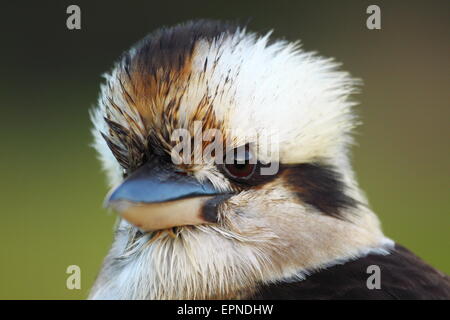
[1,0,448,299]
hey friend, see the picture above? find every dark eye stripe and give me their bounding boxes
[220,160,358,219]
[282,163,358,219]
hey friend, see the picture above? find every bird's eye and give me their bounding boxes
[222,147,256,179]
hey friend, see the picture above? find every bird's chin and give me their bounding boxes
[108,197,216,232]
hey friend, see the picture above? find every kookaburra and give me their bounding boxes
[89,20,450,299]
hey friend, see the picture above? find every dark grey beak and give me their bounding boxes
[104,162,227,231]
[105,162,220,206]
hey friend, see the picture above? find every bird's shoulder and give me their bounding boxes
[251,244,450,300]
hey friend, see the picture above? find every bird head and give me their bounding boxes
[90,20,389,299]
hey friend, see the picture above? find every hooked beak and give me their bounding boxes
[104,162,224,231]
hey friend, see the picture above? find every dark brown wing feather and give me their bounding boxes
[251,244,450,300]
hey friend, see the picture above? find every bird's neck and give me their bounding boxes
[89,212,392,300]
